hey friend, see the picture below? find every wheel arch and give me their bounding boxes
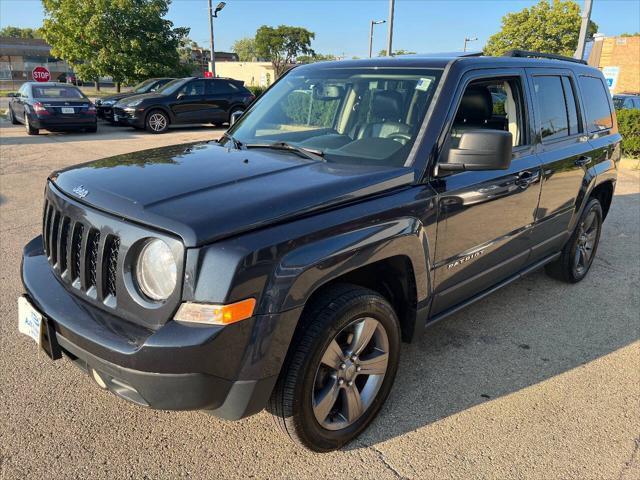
[145,105,174,124]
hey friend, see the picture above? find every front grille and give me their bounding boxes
[43,199,120,302]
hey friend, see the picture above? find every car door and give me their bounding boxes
[430,68,543,317]
[169,79,208,123]
[204,79,232,123]
[13,84,28,120]
[525,69,596,262]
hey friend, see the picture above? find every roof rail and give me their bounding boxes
[502,49,587,65]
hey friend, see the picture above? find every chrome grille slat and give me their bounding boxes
[86,229,100,290]
[58,217,70,273]
[49,211,60,266]
[71,223,84,284]
[103,236,120,298]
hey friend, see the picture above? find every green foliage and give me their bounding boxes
[296,53,337,64]
[619,32,640,38]
[616,108,640,158]
[254,25,315,77]
[247,85,267,97]
[0,26,42,39]
[377,49,416,57]
[484,0,598,57]
[41,0,190,83]
[281,92,339,127]
[232,37,259,61]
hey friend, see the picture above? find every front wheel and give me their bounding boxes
[546,197,603,283]
[145,109,169,134]
[268,284,400,452]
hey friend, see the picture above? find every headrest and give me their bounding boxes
[456,86,493,122]
[371,90,403,121]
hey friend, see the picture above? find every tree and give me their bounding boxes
[254,25,315,77]
[378,49,415,57]
[619,32,640,38]
[42,0,190,91]
[484,0,598,57]
[232,37,259,61]
[296,53,336,64]
[0,26,43,39]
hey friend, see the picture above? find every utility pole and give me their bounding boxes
[575,0,593,60]
[463,36,478,52]
[208,0,216,76]
[386,0,395,56]
[369,20,386,58]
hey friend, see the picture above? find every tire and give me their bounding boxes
[545,197,603,283]
[25,114,39,135]
[268,284,401,452]
[145,109,169,134]
[85,125,98,133]
[8,106,19,125]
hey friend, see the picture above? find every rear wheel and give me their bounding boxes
[145,109,169,133]
[25,114,39,135]
[545,197,603,283]
[268,284,401,452]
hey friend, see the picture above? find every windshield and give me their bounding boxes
[32,86,85,99]
[157,78,190,95]
[612,97,625,109]
[228,67,442,167]
[133,78,158,93]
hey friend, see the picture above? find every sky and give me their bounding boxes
[1,0,639,58]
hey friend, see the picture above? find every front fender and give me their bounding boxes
[267,217,431,313]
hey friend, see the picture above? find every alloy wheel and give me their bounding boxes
[312,317,389,431]
[148,113,167,132]
[574,208,599,275]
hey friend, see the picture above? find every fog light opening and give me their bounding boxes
[92,368,107,389]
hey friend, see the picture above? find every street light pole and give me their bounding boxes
[386,0,395,56]
[463,36,478,52]
[208,1,226,77]
[369,20,386,58]
[575,0,593,60]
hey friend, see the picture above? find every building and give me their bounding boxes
[215,61,277,87]
[586,34,640,94]
[0,37,70,89]
[184,47,239,75]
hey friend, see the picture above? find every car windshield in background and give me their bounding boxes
[33,86,84,99]
[157,78,189,95]
[229,67,442,167]
[133,79,157,93]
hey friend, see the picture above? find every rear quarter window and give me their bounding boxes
[579,75,613,133]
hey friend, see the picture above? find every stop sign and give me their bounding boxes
[32,66,50,82]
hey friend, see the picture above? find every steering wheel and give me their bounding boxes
[386,132,412,145]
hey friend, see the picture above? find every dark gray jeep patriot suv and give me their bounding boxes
[20,51,621,452]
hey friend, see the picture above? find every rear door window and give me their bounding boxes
[578,76,613,133]
[533,76,570,141]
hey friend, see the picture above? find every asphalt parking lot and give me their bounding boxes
[0,119,639,479]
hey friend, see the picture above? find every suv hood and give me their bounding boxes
[114,92,165,106]
[51,142,414,247]
[99,91,140,103]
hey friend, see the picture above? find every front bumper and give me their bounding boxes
[112,107,145,128]
[21,236,300,419]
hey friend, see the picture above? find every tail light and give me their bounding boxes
[33,102,49,115]
[247,94,256,103]
[87,105,97,114]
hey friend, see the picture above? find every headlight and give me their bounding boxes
[101,99,116,106]
[126,99,143,108]
[136,239,177,301]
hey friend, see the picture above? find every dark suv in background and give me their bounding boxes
[111,77,255,133]
[19,51,620,452]
[95,78,174,122]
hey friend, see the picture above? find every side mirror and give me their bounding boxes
[177,93,186,100]
[439,130,512,172]
[230,109,244,126]
[7,92,16,98]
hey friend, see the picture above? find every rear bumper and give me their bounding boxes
[31,114,96,131]
[21,236,300,418]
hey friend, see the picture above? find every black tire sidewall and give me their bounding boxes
[292,294,400,451]
[569,199,603,281]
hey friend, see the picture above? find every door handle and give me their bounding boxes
[515,170,539,189]
[575,155,592,167]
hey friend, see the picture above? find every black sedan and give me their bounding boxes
[111,77,255,133]
[95,77,174,122]
[8,82,97,135]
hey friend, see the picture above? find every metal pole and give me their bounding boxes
[369,21,374,58]
[208,0,216,76]
[575,0,593,60]
[463,38,468,52]
[386,0,395,56]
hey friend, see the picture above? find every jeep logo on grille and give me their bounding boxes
[72,185,89,198]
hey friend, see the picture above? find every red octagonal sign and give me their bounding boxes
[32,66,51,82]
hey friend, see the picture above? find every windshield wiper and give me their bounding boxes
[244,141,325,161]
[220,131,243,149]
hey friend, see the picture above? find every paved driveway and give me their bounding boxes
[1,121,639,479]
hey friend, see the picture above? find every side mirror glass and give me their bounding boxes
[230,109,244,126]
[439,130,513,172]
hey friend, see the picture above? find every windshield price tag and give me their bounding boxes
[415,78,433,92]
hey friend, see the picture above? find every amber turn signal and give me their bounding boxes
[174,298,256,325]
